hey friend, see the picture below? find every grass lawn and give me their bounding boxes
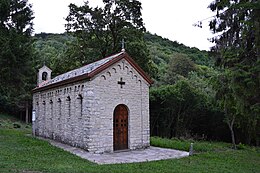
[0,114,259,173]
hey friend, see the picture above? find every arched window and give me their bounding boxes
[66,96,71,117]
[42,72,48,81]
[77,94,83,117]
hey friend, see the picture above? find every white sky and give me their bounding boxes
[29,0,215,50]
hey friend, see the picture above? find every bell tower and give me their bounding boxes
[38,65,52,86]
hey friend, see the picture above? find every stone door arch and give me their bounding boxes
[113,104,128,150]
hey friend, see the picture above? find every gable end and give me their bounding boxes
[88,52,153,85]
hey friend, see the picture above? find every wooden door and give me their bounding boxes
[113,104,128,150]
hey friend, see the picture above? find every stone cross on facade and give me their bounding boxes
[118,77,125,88]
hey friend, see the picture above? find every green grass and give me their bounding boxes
[0,114,260,173]
[151,136,232,152]
[0,113,31,130]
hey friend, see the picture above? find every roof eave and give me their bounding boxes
[32,73,90,93]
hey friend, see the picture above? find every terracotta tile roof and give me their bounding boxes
[33,51,153,92]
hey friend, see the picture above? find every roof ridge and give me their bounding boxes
[33,51,153,92]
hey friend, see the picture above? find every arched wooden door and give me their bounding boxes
[113,104,128,150]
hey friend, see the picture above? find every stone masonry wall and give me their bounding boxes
[33,81,91,150]
[32,57,150,153]
[88,59,150,153]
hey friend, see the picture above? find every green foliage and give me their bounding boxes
[0,113,29,129]
[151,137,232,152]
[64,0,154,75]
[150,80,210,138]
[209,0,260,145]
[32,33,74,76]
[144,32,213,82]
[169,53,196,77]
[161,53,197,85]
[0,0,34,113]
[118,28,155,75]
[144,32,213,66]
[0,0,33,33]
[211,69,239,148]
[149,66,228,141]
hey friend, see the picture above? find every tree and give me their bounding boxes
[65,0,153,75]
[0,0,34,113]
[32,33,73,77]
[212,70,238,149]
[209,0,260,145]
[162,53,196,84]
[150,80,203,138]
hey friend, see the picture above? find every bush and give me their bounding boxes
[151,136,232,153]
[13,123,21,128]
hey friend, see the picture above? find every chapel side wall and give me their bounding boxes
[141,82,150,147]
[32,81,91,150]
[87,59,150,153]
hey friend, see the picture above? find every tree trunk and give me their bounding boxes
[227,115,236,149]
[166,108,175,138]
[151,113,160,135]
[25,101,29,124]
[229,125,236,149]
[173,105,182,138]
[20,111,22,121]
[174,113,180,138]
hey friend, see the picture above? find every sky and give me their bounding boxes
[28,0,215,50]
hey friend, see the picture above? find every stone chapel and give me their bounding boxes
[32,51,153,153]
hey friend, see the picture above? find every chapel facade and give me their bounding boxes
[32,51,152,153]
